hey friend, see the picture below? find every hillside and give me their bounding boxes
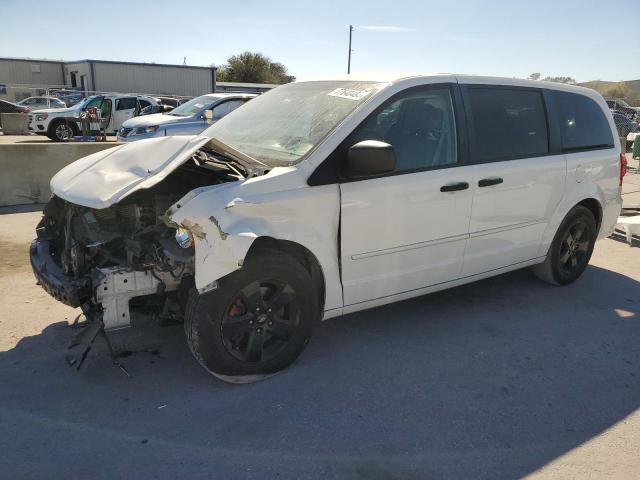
[578,79,640,105]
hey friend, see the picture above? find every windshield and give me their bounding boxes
[202,81,386,166]
[169,95,214,117]
[75,96,99,109]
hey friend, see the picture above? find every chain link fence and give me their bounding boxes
[2,84,192,108]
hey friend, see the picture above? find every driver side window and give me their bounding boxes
[352,87,458,172]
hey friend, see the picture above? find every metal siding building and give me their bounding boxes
[0,58,65,101]
[0,57,215,100]
[89,61,214,96]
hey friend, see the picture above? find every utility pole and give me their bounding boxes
[347,25,353,74]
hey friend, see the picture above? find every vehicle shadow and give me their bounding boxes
[0,265,638,479]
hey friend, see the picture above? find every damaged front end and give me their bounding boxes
[30,144,248,369]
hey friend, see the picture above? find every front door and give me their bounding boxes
[113,97,138,132]
[339,85,474,306]
[460,85,566,276]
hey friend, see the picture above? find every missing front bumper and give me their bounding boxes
[30,238,93,307]
[95,267,182,330]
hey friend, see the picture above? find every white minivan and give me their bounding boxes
[31,75,624,381]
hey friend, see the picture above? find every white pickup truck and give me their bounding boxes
[29,94,159,141]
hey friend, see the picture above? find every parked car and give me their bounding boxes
[17,96,66,110]
[139,104,174,116]
[605,98,639,119]
[0,98,29,129]
[154,96,191,108]
[117,93,254,142]
[29,94,159,141]
[0,98,30,114]
[31,76,624,381]
[613,112,639,149]
[49,89,85,107]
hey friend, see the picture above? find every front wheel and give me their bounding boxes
[184,248,319,382]
[532,205,597,285]
[48,120,76,142]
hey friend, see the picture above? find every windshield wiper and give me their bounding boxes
[207,137,269,171]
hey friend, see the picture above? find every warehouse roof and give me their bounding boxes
[0,57,214,70]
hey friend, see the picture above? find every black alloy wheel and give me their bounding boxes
[557,220,591,275]
[532,205,597,285]
[221,280,300,363]
[184,248,319,380]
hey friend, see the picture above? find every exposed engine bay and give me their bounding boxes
[30,147,255,369]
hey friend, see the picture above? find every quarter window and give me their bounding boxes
[467,87,548,161]
[350,87,458,172]
[549,91,614,151]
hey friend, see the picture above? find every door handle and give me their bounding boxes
[440,181,469,192]
[478,177,503,187]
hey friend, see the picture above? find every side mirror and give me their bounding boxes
[203,110,213,121]
[344,140,396,178]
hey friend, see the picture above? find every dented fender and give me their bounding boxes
[168,168,343,311]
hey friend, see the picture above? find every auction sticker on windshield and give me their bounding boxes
[328,87,373,101]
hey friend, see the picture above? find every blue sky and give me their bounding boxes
[1,0,638,82]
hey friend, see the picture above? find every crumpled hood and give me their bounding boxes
[50,135,210,209]
[121,113,190,129]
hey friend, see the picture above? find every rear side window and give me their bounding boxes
[116,97,137,110]
[549,91,614,151]
[467,87,548,161]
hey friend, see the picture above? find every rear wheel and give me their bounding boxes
[533,206,597,285]
[184,248,319,382]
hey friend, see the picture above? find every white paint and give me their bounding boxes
[461,154,566,277]
[340,166,472,305]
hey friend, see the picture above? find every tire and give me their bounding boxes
[184,248,319,381]
[47,120,76,141]
[532,206,597,286]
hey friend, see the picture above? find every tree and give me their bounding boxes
[216,52,295,84]
[528,72,541,81]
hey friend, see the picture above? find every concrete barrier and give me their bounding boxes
[0,142,121,206]
[0,113,30,134]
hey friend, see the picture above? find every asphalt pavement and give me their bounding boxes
[0,206,639,479]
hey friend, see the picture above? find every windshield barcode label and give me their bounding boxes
[327,88,372,101]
